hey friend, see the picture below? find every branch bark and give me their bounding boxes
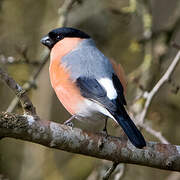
[0,111,180,172]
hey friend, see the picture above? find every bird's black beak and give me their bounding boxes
[40,35,54,49]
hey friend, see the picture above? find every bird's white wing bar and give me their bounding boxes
[98,78,117,100]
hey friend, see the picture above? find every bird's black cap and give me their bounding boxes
[40,27,90,49]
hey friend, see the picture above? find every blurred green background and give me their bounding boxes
[0,0,180,179]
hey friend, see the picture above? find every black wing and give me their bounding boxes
[76,76,146,148]
[112,74,127,105]
[76,77,117,112]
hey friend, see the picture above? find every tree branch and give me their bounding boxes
[0,111,180,171]
[139,122,169,144]
[58,0,82,27]
[138,50,180,124]
[114,164,125,180]
[6,51,49,113]
[0,68,36,115]
[102,162,118,180]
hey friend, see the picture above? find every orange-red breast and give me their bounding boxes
[41,27,146,148]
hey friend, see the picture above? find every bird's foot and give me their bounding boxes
[100,118,109,138]
[64,121,74,128]
[100,128,109,139]
[98,134,107,150]
[63,115,76,127]
[98,129,109,149]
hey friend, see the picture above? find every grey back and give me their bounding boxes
[61,39,114,81]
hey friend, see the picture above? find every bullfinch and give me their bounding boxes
[40,27,146,148]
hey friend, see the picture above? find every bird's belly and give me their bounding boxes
[76,99,114,122]
[75,100,109,131]
[53,85,84,114]
[76,108,107,124]
[76,112,107,132]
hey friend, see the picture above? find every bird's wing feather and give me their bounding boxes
[109,58,127,93]
[76,76,117,112]
[112,74,127,105]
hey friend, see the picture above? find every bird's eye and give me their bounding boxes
[48,32,56,39]
[57,35,63,40]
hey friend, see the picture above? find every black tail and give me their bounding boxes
[113,107,146,148]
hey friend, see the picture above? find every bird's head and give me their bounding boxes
[40,27,90,49]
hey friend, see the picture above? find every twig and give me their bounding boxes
[102,162,118,180]
[127,0,154,91]
[139,122,169,144]
[0,67,36,115]
[15,44,30,63]
[102,163,125,180]
[139,50,180,124]
[172,41,180,50]
[114,164,125,180]
[58,0,82,27]
[6,51,49,112]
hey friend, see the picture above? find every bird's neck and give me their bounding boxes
[50,38,82,62]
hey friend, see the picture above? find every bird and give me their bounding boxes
[40,27,146,148]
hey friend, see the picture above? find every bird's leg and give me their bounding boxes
[63,115,76,127]
[101,117,109,138]
[98,117,109,149]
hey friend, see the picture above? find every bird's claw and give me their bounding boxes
[98,129,109,149]
[100,129,109,139]
[64,121,74,128]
